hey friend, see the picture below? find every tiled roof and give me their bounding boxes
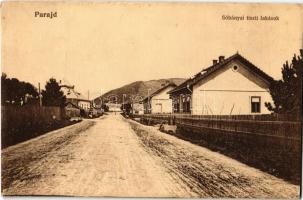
[65,101,80,109]
[168,53,274,94]
[61,86,89,101]
[142,82,177,102]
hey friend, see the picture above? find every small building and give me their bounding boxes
[78,100,91,111]
[143,83,177,114]
[64,102,81,119]
[132,102,144,114]
[168,53,274,115]
[121,97,144,115]
[60,83,91,115]
[106,103,122,112]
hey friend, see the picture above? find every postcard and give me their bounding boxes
[1,2,302,198]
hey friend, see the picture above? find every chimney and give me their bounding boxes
[213,59,218,65]
[219,56,225,63]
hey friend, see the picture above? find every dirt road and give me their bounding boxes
[2,114,194,197]
[2,113,300,198]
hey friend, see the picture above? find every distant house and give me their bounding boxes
[106,103,122,112]
[60,84,91,114]
[64,102,81,118]
[143,83,177,114]
[168,53,274,115]
[131,101,144,114]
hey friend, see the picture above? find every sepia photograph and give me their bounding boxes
[1,2,302,198]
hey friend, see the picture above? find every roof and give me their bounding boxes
[61,85,89,101]
[168,53,274,94]
[65,102,80,109]
[142,83,177,102]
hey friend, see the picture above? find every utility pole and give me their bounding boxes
[115,96,117,115]
[131,95,134,115]
[122,94,126,112]
[100,89,103,109]
[147,88,151,114]
[87,90,90,100]
[101,89,103,103]
[38,82,42,107]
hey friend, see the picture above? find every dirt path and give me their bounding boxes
[2,113,300,198]
[127,119,300,198]
[2,114,194,197]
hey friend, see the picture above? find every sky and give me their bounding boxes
[2,2,303,99]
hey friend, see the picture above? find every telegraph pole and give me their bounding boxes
[147,88,151,114]
[38,82,42,107]
[100,89,103,108]
[122,94,126,112]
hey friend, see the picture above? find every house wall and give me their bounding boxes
[192,60,273,115]
[150,99,172,113]
[106,103,122,112]
[78,100,91,111]
[66,98,78,106]
[150,86,175,114]
[132,103,144,114]
[66,98,91,111]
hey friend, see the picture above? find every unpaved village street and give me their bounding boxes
[2,113,300,198]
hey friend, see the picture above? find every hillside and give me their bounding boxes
[93,78,186,104]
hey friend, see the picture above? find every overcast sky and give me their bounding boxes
[2,2,303,99]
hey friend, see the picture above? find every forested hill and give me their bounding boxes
[93,78,186,104]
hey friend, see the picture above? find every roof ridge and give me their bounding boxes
[142,82,177,101]
[168,53,273,94]
[168,53,237,94]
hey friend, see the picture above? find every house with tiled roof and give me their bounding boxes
[142,82,177,114]
[60,81,91,114]
[168,53,274,115]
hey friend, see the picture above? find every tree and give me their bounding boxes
[1,73,38,105]
[265,49,303,114]
[42,78,66,107]
[120,103,132,115]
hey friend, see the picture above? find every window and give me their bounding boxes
[181,96,191,113]
[174,103,180,113]
[232,65,239,72]
[251,96,261,113]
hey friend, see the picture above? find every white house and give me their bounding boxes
[78,100,91,111]
[106,103,122,112]
[60,83,91,113]
[168,53,274,115]
[132,102,144,114]
[143,83,177,114]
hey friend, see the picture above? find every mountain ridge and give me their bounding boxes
[93,78,186,104]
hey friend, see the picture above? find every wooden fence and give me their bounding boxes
[2,105,63,127]
[1,105,64,148]
[133,113,301,139]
